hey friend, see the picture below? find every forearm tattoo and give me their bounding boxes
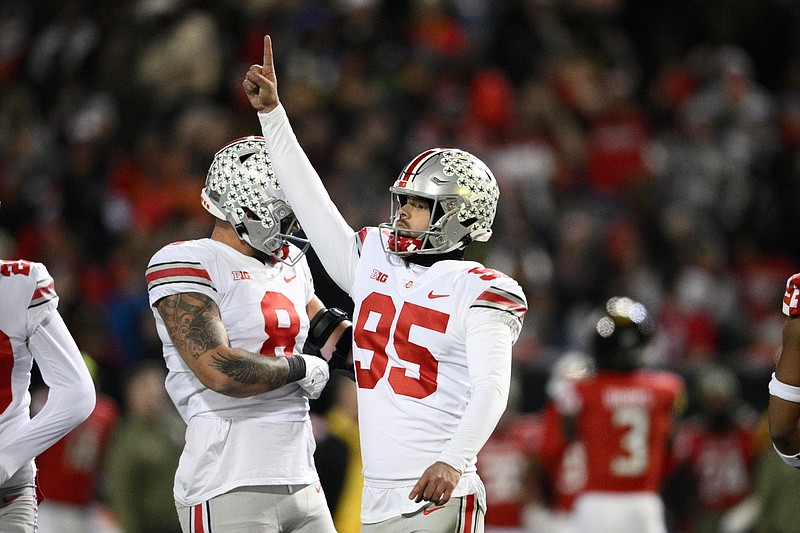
[157,292,288,389]
[157,292,228,359]
[210,351,287,388]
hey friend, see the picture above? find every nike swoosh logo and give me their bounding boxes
[2,493,22,504]
[428,291,449,299]
[422,505,446,515]
[284,275,297,283]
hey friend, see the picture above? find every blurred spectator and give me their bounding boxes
[104,361,184,533]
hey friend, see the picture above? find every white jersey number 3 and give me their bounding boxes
[611,405,650,477]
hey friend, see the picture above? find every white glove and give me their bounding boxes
[296,354,330,399]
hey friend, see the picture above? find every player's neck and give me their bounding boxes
[211,221,262,260]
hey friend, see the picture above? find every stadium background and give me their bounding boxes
[1,0,799,530]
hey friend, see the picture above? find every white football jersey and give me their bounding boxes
[146,239,320,505]
[351,229,526,515]
[0,260,59,482]
[147,238,316,423]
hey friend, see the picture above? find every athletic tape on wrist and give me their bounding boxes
[286,355,307,383]
[769,373,800,403]
[773,443,800,467]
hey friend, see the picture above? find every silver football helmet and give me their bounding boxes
[379,148,499,256]
[200,136,309,265]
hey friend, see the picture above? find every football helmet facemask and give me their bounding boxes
[379,148,499,256]
[200,136,309,265]
[591,296,655,372]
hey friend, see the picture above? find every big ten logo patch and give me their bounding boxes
[371,269,388,283]
[232,270,251,281]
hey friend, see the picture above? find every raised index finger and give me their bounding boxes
[263,35,275,80]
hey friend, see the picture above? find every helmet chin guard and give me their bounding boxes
[379,148,499,256]
[201,136,309,265]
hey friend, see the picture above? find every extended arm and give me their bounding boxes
[243,35,359,294]
[409,320,513,505]
[0,310,95,484]
[156,291,327,398]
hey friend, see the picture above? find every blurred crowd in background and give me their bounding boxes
[2,0,800,531]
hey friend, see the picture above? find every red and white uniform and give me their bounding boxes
[477,413,542,529]
[538,403,586,515]
[35,394,119,533]
[0,260,95,489]
[146,239,320,506]
[260,105,527,524]
[559,370,684,533]
[36,395,119,506]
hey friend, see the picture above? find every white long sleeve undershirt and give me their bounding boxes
[438,316,512,473]
[0,310,96,486]
[259,106,359,295]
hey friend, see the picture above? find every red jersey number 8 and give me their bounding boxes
[258,291,300,356]
[353,292,449,399]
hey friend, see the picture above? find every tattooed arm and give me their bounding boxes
[155,291,295,398]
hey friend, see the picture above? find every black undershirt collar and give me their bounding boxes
[405,248,465,267]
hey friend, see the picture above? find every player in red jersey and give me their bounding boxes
[769,273,800,467]
[532,352,592,532]
[671,365,763,533]
[34,355,120,533]
[476,377,543,532]
[556,297,685,533]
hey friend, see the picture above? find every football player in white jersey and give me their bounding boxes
[244,36,528,532]
[0,245,96,532]
[769,273,800,468]
[146,137,352,533]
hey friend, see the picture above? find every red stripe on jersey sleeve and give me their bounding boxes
[475,290,526,314]
[31,282,55,301]
[146,267,211,285]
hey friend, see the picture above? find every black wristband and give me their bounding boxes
[285,355,306,382]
